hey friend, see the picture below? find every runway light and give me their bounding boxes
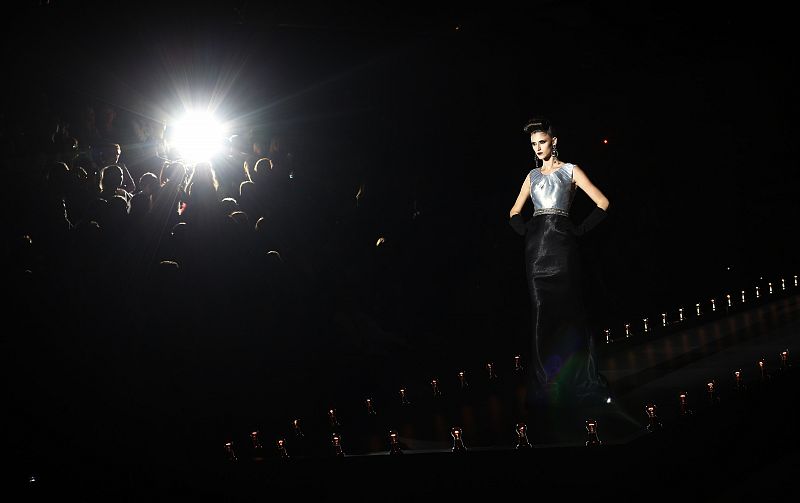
[585,420,601,447]
[224,441,238,462]
[458,371,469,389]
[515,423,532,449]
[167,110,225,164]
[388,430,403,455]
[332,433,345,457]
[277,439,289,459]
[645,403,662,432]
[707,380,719,405]
[292,419,304,438]
[679,392,693,417]
[451,427,467,453]
[328,408,341,428]
[734,370,745,392]
[250,431,265,461]
[431,379,442,397]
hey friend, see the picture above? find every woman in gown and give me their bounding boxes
[508,116,613,409]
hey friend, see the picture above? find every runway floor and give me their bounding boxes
[17,293,800,501]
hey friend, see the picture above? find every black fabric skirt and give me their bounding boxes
[524,213,610,407]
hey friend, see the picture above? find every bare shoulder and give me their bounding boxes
[571,163,588,180]
[520,172,532,190]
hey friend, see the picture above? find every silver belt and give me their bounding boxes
[533,208,569,217]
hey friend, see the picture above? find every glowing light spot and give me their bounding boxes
[167,110,225,164]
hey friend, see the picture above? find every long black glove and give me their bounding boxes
[509,213,526,236]
[573,206,608,236]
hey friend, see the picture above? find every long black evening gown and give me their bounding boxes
[524,163,611,408]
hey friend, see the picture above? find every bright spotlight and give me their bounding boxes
[167,111,225,164]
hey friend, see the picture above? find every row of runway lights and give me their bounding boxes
[605,275,798,343]
[645,350,791,434]
[222,349,791,460]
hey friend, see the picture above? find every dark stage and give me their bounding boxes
[13,290,800,500]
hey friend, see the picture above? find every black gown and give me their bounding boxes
[524,163,611,408]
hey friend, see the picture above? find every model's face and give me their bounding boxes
[530,132,556,159]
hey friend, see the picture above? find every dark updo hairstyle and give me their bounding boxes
[523,116,555,136]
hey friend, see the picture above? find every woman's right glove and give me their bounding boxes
[509,213,526,236]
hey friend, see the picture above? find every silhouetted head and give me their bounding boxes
[93,143,121,166]
[227,134,251,156]
[138,172,159,194]
[160,161,186,186]
[229,210,250,228]
[239,180,255,199]
[220,197,239,216]
[100,165,123,192]
[108,194,129,216]
[253,157,272,176]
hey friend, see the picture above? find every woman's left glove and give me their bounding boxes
[509,213,527,236]
[573,206,608,236]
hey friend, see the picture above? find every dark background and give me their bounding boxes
[2,0,799,474]
[5,0,799,364]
